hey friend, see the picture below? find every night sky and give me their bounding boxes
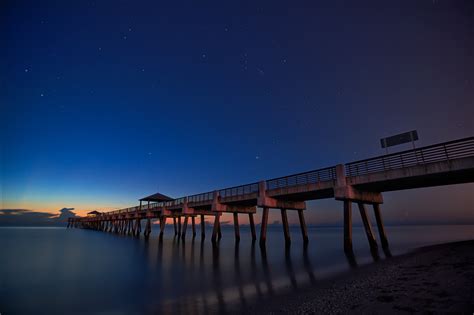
[2,1,473,224]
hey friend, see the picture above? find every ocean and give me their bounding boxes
[1,224,473,314]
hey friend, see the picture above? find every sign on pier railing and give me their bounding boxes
[380,130,419,150]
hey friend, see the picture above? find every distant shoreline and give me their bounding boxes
[244,240,474,314]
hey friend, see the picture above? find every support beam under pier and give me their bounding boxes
[297,209,309,244]
[200,215,205,239]
[357,203,378,250]
[281,208,291,246]
[249,213,256,241]
[192,216,196,238]
[181,216,188,240]
[373,204,389,249]
[159,216,167,239]
[233,213,240,242]
[259,207,269,246]
[212,214,220,243]
[344,200,352,253]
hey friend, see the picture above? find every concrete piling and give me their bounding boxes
[200,215,205,239]
[373,204,389,249]
[212,214,220,243]
[297,209,309,244]
[192,216,196,238]
[249,213,256,241]
[357,203,378,250]
[344,200,352,252]
[281,208,291,245]
[233,213,240,242]
[260,207,269,246]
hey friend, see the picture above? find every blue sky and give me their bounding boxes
[1,0,473,223]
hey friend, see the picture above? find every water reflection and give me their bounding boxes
[3,226,469,314]
[151,234,354,313]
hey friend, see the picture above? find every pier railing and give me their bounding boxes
[188,191,214,203]
[266,166,337,190]
[218,182,259,198]
[345,136,474,177]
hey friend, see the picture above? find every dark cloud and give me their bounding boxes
[0,208,77,227]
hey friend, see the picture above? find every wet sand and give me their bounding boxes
[245,240,474,314]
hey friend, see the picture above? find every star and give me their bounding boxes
[24,68,29,72]
[40,93,44,97]
[123,36,127,40]
[202,53,207,59]
[255,155,260,160]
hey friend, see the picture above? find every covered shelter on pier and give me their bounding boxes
[140,192,173,202]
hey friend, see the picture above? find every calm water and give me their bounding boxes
[1,224,473,314]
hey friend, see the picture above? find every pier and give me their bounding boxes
[68,136,474,252]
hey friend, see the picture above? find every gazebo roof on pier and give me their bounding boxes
[87,210,101,216]
[140,192,173,202]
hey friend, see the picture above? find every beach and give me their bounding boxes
[247,240,474,314]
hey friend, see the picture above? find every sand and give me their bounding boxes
[245,240,474,314]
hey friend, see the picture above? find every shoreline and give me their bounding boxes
[243,240,474,314]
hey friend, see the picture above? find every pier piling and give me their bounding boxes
[373,204,389,249]
[233,213,240,242]
[192,216,196,238]
[297,209,309,244]
[357,203,378,250]
[344,200,352,252]
[249,213,256,241]
[281,208,291,246]
[260,207,269,246]
[212,214,220,243]
[200,215,205,239]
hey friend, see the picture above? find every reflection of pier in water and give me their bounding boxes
[140,235,390,314]
[70,137,474,254]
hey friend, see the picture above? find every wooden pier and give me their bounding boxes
[68,136,474,252]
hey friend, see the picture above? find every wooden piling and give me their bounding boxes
[249,213,256,241]
[373,204,389,249]
[200,214,206,239]
[344,200,352,252]
[177,216,182,238]
[260,207,269,246]
[233,213,240,242]
[357,203,378,250]
[297,209,309,244]
[281,208,291,245]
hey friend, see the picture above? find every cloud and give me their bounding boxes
[0,208,77,227]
